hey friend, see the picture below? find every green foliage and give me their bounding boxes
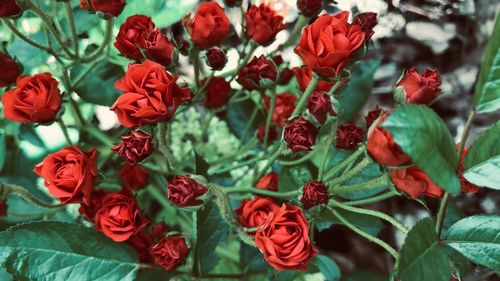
[240,243,272,274]
[225,98,266,142]
[382,104,460,193]
[0,129,6,172]
[310,254,341,281]
[0,221,139,281]
[278,164,313,192]
[317,209,383,236]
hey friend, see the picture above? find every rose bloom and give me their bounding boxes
[0,199,7,217]
[34,146,98,205]
[256,172,279,191]
[2,73,61,123]
[235,197,280,233]
[256,123,279,144]
[301,181,329,209]
[293,66,335,93]
[111,130,154,165]
[78,189,108,222]
[167,176,208,207]
[144,30,176,67]
[95,191,149,242]
[185,2,230,49]
[119,163,150,191]
[114,15,156,60]
[294,11,365,78]
[365,106,383,129]
[278,68,294,85]
[336,123,363,150]
[245,4,286,46]
[367,113,411,166]
[284,117,318,152]
[396,67,441,105]
[80,0,126,17]
[0,52,21,87]
[352,12,378,42]
[111,60,192,128]
[391,167,444,199]
[307,91,335,124]
[263,92,297,127]
[255,203,318,271]
[151,222,171,242]
[127,231,154,263]
[0,0,22,18]
[202,77,231,109]
[205,47,227,70]
[237,55,277,90]
[297,0,323,17]
[151,235,189,270]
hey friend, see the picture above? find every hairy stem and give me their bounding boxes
[323,146,365,181]
[64,1,79,59]
[345,191,398,206]
[82,18,114,63]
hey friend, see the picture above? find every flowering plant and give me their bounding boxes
[0,1,499,280]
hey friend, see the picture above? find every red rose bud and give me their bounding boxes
[206,47,227,70]
[365,106,383,128]
[175,38,190,56]
[457,146,479,194]
[145,30,176,67]
[295,11,365,78]
[293,66,335,93]
[256,172,279,192]
[223,0,242,7]
[236,197,280,233]
[0,199,7,217]
[202,76,231,109]
[353,12,377,42]
[0,0,22,18]
[255,203,318,271]
[0,52,21,87]
[167,176,208,207]
[301,181,329,209]
[186,2,230,49]
[367,113,411,166]
[336,123,363,150]
[151,235,189,270]
[245,4,286,46]
[237,55,277,90]
[119,163,150,190]
[297,0,323,17]
[80,0,126,17]
[391,167,444,199]
[272,55,284,66]
[34,146,98,205]
[279,68,294,85]
[78,189,108,222]
[284,117,318,152]
[111,60,192,128]
[257,123,279,144]
[395,67,441,105]
[114,15,156,60]
[2,73,61,123]
[127,231,154,263]
[111,130,154,165]
[263,92,297,127]
[151,222,171,241]
[307,91,335,124]
[95,191,149,242]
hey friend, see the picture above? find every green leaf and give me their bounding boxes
[0,221,139,281]
[382,104,460,194]
[310,254,341,281]
[0,129,6,172]
[225,98,266,143]
[445,215,500,271]
[240,243,272,274]
[317,209,383,236]
[397,218,451,281]
[193,201,229,276]
[278,164,313,192]
[337,59,381,122]
[473,15,500,113]
[71,60,125,106]
[462,121,500,189]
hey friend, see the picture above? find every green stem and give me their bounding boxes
[64,1,79,59]
[0,183,61,208]
[289,75,319,119]
[280,15,308,50]
[57,119,73,146]
[324,146,365,181]
[327,79,345,96]
[209,155,262,175]
[82,18,114,63]
[156,123,176,171]
[345,191,397,206]
[192,48,201,88]
[253,144,285,182]
[318,120,337,180]
[328,156,372,187]
[223,185,299,198]
[241,104,259,140]
[229,41,258,82]
[332,175,389,195]
[86,124,114,147]
[2,19,49,51]
[263,89,276,148]
[279,150,318,166]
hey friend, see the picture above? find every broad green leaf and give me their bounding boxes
[382,104,460,193]
[278,164,314,192]
[240,243,272,274]
[462,121,500,189]
[397,218,451,281]
[473,15,500,113]
[440,203,465,239]
[225,98,266,143]
[317,209,383,236]
[7,33,49,73]
[445,215,500,271]
[0,221,139,281]
[310,254,341,281]
[0,129,6,172]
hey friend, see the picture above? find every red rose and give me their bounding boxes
[284,117,318,152]
[111,130,154,164]
[263,92,297,127]
[352,12,377,42]
[293,66,335,93]
[255,203,318,271]
[95,191,148,242]
[307,91,336,124]
[391,167,444,199]
[301,181,329,209]
[202,76,231,109]
[237,55,277,90]
[294,11,365,78]
[367,113,411,166]
[78,189,108,222]
[119,163,150,190]
[457,146,479,194]
[185,2,230,49]
[336,123,363,150]
[167,176,208,207]
[245,4,285,46]
[395,67,441,105]
[205,47,227,70]
[278,68,294,85]
[0,199,7,217]
[256,172,279,192]
[151,235,189,270]
[0,0,22,18]
[127,231,154,263]
[144,30,176,67]
[297,0,323,17]
[80,0,126,17]
[111,60,192,128]
[365,106,383,128]
[0,52,21,87]
[256,123,279,144]
[235,197,280,233]
[2,73,61,123]
[114,15,156,60]
[34,146,98,205]
[151,222,171,242]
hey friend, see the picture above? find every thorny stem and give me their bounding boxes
[345,191,398,206]
[324,145,366,181]
[82,18,114,62]
[222,185,299,198]
[327,156,372,187]
[289,75,319,119]
[57,118,73,146]
[263,89,276,148]
[318,120,337,180]
[0,183,61,209]
[332,175,389,195]
[64,1,79,59]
